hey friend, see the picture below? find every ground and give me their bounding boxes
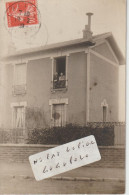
[0,162,125,194]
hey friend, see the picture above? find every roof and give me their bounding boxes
[4,32,125,65]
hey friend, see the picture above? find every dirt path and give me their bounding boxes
[0,162,125,194]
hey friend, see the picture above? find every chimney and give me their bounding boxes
[83,12,93,40]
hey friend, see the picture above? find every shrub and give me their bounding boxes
[27,123,114,146]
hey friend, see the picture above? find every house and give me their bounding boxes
[0,13,125,130]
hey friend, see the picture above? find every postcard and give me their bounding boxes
[0,0,126,194]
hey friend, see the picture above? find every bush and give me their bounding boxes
[27,123,114,146]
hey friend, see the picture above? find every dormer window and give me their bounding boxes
[53,56,67,90]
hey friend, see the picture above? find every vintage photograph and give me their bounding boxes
[0,0,126,194]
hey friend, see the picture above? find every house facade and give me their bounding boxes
[0,13,125,130]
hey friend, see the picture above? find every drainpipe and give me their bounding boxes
[85,49,90,125]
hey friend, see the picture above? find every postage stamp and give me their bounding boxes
[6,0,39,28]
[29,135,101,181]
[4,0,42,39]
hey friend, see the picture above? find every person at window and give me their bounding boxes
[53,72,58,88]
[59,72,66,88]
[59,72,65,80]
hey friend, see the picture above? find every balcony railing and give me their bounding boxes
[13,84,26,95]
[52,80,67,90]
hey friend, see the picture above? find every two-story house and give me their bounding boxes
[0,13,125,130]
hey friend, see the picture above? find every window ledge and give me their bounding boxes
[51,80,68,93]
[51,87,68,93]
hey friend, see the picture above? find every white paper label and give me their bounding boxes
[29,135,101,181]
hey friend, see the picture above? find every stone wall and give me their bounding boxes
[0,144,125,168]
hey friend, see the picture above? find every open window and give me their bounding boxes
[53,56,66,89]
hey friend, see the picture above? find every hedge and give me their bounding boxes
[27,124,114,146]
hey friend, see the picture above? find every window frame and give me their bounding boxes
[101,99,108,122]
[11,102,27,129]
[51,55,69,91]
[103,106,107,122]
[13,62,27,95]
[49,98,68,127]
[52,103,65,127]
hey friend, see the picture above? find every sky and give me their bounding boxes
[0,0,126,121]
[0,0,126,55]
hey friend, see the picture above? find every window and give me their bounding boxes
[13,63,26,95]
[53,56,66,89]
[11,102,27,129]
[103,106,107,122]
[101,99,108,122]
[49,98,68,127]
[52,104,66,127]
[12,106,25,128]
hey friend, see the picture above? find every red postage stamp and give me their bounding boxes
[6,0,39,28]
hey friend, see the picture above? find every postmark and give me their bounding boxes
[6,0,39,28]
[4,0,42,38]
[29,135,101,181]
